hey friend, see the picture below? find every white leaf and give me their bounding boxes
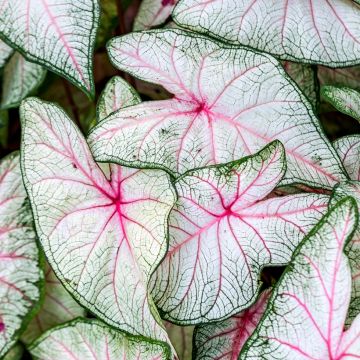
[0,152,42,357]
[20,98,176,341]
[151,141,329,323]
[29,319,171,360]
[0,0,100,97]
[173,0,360,67]
[240,198,360,359]
[88,29,346,189]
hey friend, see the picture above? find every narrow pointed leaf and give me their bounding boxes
[97,76,141,122]
[1,53,46,109]
[240,198,360,359]
[322,86,360,122]
[20,98,176,340]
[134,0,178,30]
[29,319,171,360]
[0,40,13,68]
[151,141,330,323]
[173,0,360,67]
[0,152,43,357]
[193,290,271,360]
[22,263,86,344]
[0,0,100,97]
[333,135,360,181]
[318,66,360,90]
[89,29,346,189]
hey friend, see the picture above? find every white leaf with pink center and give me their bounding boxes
[240,198,360,359]
[151,141,329,323]
[20,98,176,341]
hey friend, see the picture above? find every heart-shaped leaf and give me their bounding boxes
[88,29,346,189]
[173,0,360,67]
[0,0,100,97]
[193,289,270,360]
[97,76,141,122]
[1,53,46,109]
[240,197,360,359]
[318,66,360,90]
[20,98,176,341]
[0,40,13,68]
[21,263,86,344]
[322,86,360,122]
[29,319,171,360]
[151,141,329,323]
[134,0,178,30]
[0,152,43,357]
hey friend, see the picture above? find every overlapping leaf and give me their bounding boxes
[22,263,86,344]
[322,86,360,122]
[29,319,171,360]
[0,39,12,68]
[97,76,141,122]
[240,198,360,359]
[20,98,176,341]
[0,0,100,97]
[134,0,178,30]
[193,290,270,360]
[151,141,330,323]
[89,29,346,189]
[173,0,360,67]
[0,152,43,357]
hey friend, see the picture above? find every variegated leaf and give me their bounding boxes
[0,152,43,357]
[1,53,46,109]
[240,198,360,359]
[20,98,176,341]
[134,0,178,30]
[173,0,360,67]
[151,141,329,323]
[97,76,141,122]
[29,319,171,360]
[193,290,270,360]
[0,39,12,68]
[88,29,346,189]
[21,262,86,344]
[322,86,360,122]
[0,0,100,97]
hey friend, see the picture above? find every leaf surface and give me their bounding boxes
[151,141,329,323]
[0,0,99,97]
[240,198,360,360]
[20,98,176,340]
[173,0,360,66]
[193,290,270,360]
[318,66,360,90]
[0,39,13,68]
[89,29,346,189]
[29,319,171,360]
[0,152,42,357]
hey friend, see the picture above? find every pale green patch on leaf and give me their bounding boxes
[3,343,23,360]
[165,322,193,360]
[0,40,13,69]
[29,319,171,360]
[0,0,100,97]
[97,76,141,122]
[151,141,329,323]
[1,53,46,109]
[240,198,360,359]
[20,98,176,341]
[0,152,43,357]
[322,86,360,122]
[89,29,346,189]
[174,0,360,67]
[22,262,86,344]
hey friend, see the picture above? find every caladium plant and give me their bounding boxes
[0,0,360,359]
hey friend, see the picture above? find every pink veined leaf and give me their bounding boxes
[0,152,43,357]
[134,0,178,30]
[151,141,330,323]
[318,66,360,90]
[0,39,13,68]
[20,98,176,342]
[29,319,172,360]
[21,262,86,344]
[240,197,360,360]
[0,0,100,97]
[193,289,271,360]
[173,0,360,67]
[88,29,346,189]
